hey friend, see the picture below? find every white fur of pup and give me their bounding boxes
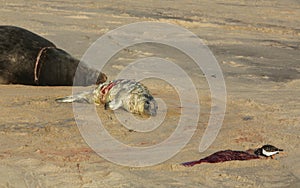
[56,79,157,116]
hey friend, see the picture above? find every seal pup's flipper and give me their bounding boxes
[104,99,123,110]
[55,91,94,104]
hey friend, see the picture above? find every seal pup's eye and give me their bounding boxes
[144,101,150,108]
[142,101,149,116]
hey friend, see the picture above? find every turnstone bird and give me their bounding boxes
[56,79,158,116]
[254,144,283,159]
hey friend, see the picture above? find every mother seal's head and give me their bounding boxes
[0,25,107,86]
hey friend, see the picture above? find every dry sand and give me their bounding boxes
[1,0,300,187]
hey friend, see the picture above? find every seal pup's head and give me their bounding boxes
[125,88,158,116]
[142,94,158,116]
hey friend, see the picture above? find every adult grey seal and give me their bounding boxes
[56,79,158,116]
[0,25,107,85]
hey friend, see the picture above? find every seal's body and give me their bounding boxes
[0,26,106,85]
[56,79,158,116]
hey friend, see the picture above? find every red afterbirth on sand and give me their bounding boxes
[182,150,260,167]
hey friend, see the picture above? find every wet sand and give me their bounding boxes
[1,0,300,187]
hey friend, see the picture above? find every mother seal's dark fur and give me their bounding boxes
[0,26,107,85]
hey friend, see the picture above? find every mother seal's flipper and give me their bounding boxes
[0,25,107,85]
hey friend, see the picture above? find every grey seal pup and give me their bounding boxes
[56,79,158,116]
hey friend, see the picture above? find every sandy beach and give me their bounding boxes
[1,0,300,187]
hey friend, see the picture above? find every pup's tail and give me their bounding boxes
[55,91,94,104]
